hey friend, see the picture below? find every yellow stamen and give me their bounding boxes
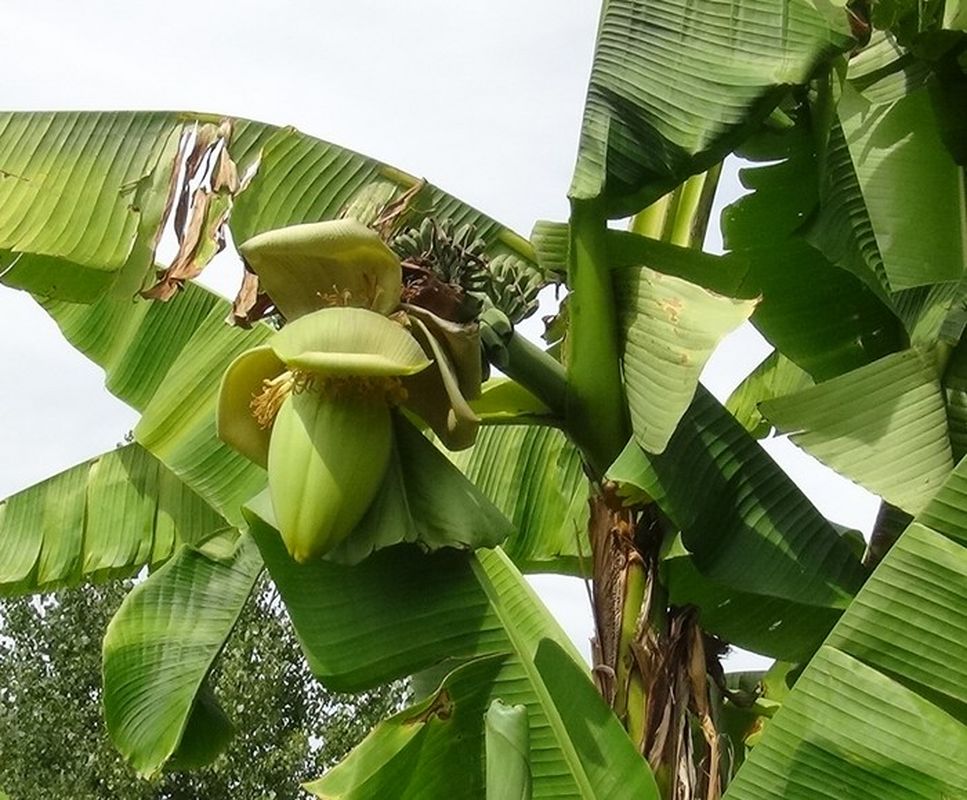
[315,286,355,308]
[251,370,407,428]
[314,277,385,311]
[363,272,384,310]
[250,370,296,428]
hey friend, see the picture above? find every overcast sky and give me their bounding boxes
[0,1,879,670]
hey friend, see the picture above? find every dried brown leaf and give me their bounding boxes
[174,123,220,242]
[212,143,239,194]
[228,269,276,328]
[142,125,242,301]
[372,178,427,239]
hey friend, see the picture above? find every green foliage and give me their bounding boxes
[101,533,264,777]
[761,347,954,514]
[0,444,226,596]
[0,578,406,800]
[1,3,967,797]
[0,112,182,302]
[724,464,967,799]
[570,0,852,216]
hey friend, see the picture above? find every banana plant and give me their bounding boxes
[1,1,965,798]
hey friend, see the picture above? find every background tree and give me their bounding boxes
[0,577,406,799]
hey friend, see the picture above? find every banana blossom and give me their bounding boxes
[218,220,480,562]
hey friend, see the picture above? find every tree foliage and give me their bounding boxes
[0,578,406,799]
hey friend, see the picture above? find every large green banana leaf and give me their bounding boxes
[837,74,965,291]
[947,0,967,28]
[569,0,853,216]
[227,122,534,276]
[760,347,954,515]
[608,388,867,661]
[807,116,893,304]
[247,505,659,798]
[0,442,226,594]
[733,34,966,353]
[724,455,967,799]
[102,531,262,777]
[615,263,757,453]
[662,552,843,664]
[0,111,542,306]
[529,220,569,280]
[303,642,660,800]
[0,112,185,301]
[810,31,967,335]
[722,120,907,382]
[840,38,967,345]
[447,425,592,575]
[736,240,907,382]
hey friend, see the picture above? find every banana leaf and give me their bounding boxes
[305,642,659,800]
[725,455,967,799]
[608,388,867,659]
[723,119,907,382]
[837,81,965,291]
[248,504,658,798]
[570,0,853,216]
[0,443,225,594]
[0,112,184,301]
[760,348,954,515]
[0,112,543,306]
[447,425,591,575]
[615,264,756,453]
[102,531,262,777]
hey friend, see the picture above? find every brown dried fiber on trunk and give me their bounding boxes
[587,491,723,800]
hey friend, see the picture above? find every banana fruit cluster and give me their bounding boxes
[217,220,481,562]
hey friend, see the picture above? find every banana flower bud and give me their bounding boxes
[218,219,483,562]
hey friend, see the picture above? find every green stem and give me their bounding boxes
[501,331,568,415]
[567,199,628,476]
[613,556,647,736]
[683,162,723,249]
[629,165,723,248]
[629,193,671,240]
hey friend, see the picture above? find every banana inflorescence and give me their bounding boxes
[217,219,484,562]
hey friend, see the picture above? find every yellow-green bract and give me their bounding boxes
[218,306,431,562]
[217,219,483,562]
